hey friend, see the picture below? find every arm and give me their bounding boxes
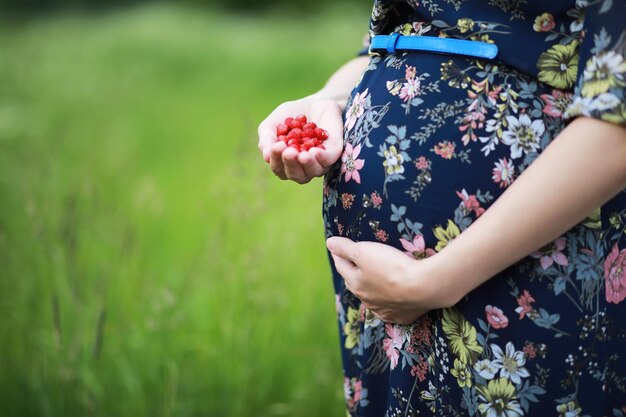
[315,56,372,105]
[432,116,626,304]
[327,116,626,324]
[258,56,370,183]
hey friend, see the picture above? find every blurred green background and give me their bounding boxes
[0,2,369,416]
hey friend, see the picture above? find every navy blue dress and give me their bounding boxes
[322,0,626,415]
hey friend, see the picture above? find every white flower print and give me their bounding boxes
[581,51,626,97]
[492,157,515,188]
[564,96,593,118]
[474,359,498,379]
[399,77,421,103]
[589,92,621,112]
[382,145,404,175]
[501,114,545,159]
[491,342,530,384]
[345,88,369,132]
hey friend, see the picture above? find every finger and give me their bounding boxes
[282,147,308,183]
[371,310,384,322]
[315,135,344,168]
[269,141,287,179]
[326,236,359,263]
[258,120,279,163]
[298,150,325,178]
[330,253,359,292]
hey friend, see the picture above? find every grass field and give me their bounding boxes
[0,4,369,416]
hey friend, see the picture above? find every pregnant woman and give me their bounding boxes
[258,0,626,415]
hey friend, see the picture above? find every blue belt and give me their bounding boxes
[369,33,498,60]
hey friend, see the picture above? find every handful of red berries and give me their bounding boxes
[276,114,329,152]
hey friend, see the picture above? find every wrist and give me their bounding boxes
[405,253,465,311]
[418,251,469,309]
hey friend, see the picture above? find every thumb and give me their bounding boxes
[326,236,359,262]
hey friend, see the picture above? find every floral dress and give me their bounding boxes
[322,0,626,416]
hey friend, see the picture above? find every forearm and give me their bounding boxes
[433,117,626,303]
[312,56,370,107]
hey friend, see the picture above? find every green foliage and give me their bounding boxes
[0,0,358,12]
[0,4,368,416]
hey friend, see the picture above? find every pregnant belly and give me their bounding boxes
[323,51,568,251]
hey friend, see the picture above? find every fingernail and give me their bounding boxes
[326,237,335,252]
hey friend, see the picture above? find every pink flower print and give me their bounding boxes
[485,305,509,329]
[533,13,555,32]
[344,89,368,132]
[343,378,362,411]
[352,380,362,404]
[400,235,436,260]
[523,341,537,359]
[341,143,365,184]
[335,294,342,315]
[459,99,486,144]
[375,229,389,242]
[487,84,502,105]
[433,141,455,159]
[515,290,536,319]
[399,77,421,103]
[405,65,417,80]
[383,323,403,370]
[492,158,515,188]
[414,156,431,170]
[530,237,569,270]
[410,361,429,382]
[341,193,355,210]
[456,189,485,217]
[409,315,433,348]
[370,191,382,208]
[604,244,626,304]
[540,89,573,117]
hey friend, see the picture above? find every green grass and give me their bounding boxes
[0,4,369,416]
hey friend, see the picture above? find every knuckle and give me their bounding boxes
[271,168,285,179]
[348,246,359,262]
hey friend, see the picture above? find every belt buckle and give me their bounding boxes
[368,42,379,57]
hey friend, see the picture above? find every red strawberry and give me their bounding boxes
[275,114,329,154]
[276,123,288,136]
[287,128,302,139]
[301,128,315,139]
[289,119,304,130]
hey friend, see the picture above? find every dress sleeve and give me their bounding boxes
[564,0,626,126]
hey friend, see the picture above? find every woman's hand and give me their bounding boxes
[257,92,345,184]
[326,236,459,325]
